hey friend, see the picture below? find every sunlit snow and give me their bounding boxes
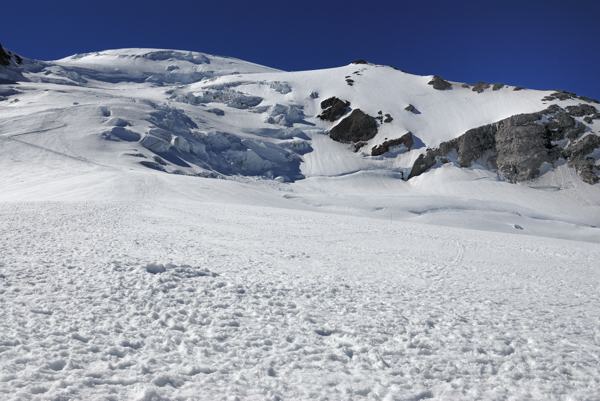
[1,48,599,401]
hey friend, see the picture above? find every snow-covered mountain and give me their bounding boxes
[1,45,599,240]
[2,45,600,401]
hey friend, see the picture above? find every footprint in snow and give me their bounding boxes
[145,263,166,274]
[47,359,67,371]
[315,328,334,337]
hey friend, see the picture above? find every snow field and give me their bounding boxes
[1,47,600,401]
[1,196,599,401]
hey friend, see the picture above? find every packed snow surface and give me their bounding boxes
[1,48,600,400]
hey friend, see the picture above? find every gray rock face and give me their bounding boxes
[409,151,438,179]
[542,91,600,104]
[495,118,555,182]
[565,134,600,159]
[565,135,600,184]
[0,44,26,84]
[472,82,491,93]
[318,97,351,122]
[0,44,10,66]
[546,108,586,140]
[371,133,413,156]
[454,124,497,167]
[408,105,600,184]
[542,91,573,101]
[583,113,600,124]
[566,104,597,117]
[427,76,452,90]
[571,161,599,184]
[329,109,378,145]
[408,124,497,179]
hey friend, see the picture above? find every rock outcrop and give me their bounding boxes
[329,109,378,145]
[542,91,599,104]
[0,43,26,84]
[404,104,420,114]
[375,111,393,123]
[472,82,491,93]
[408,105,599,184]
[564,134,600,184]
[427,75,452,90]
[318,97,350,122]
[583,114,600,124]
[371,133,414,156]
[0,44,11,66]
[565,104,597,117]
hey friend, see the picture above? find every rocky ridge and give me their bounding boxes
[408,104,600,184]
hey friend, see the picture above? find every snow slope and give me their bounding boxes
[2,47,599,239]
[1,47,600,400]
[1,175,599,401]
[54,48,280,84]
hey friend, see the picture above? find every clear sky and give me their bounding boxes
[3,0,599,99]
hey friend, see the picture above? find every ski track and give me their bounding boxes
[1,200,599,401]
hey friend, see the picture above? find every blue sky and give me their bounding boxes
[3,0,599,98]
